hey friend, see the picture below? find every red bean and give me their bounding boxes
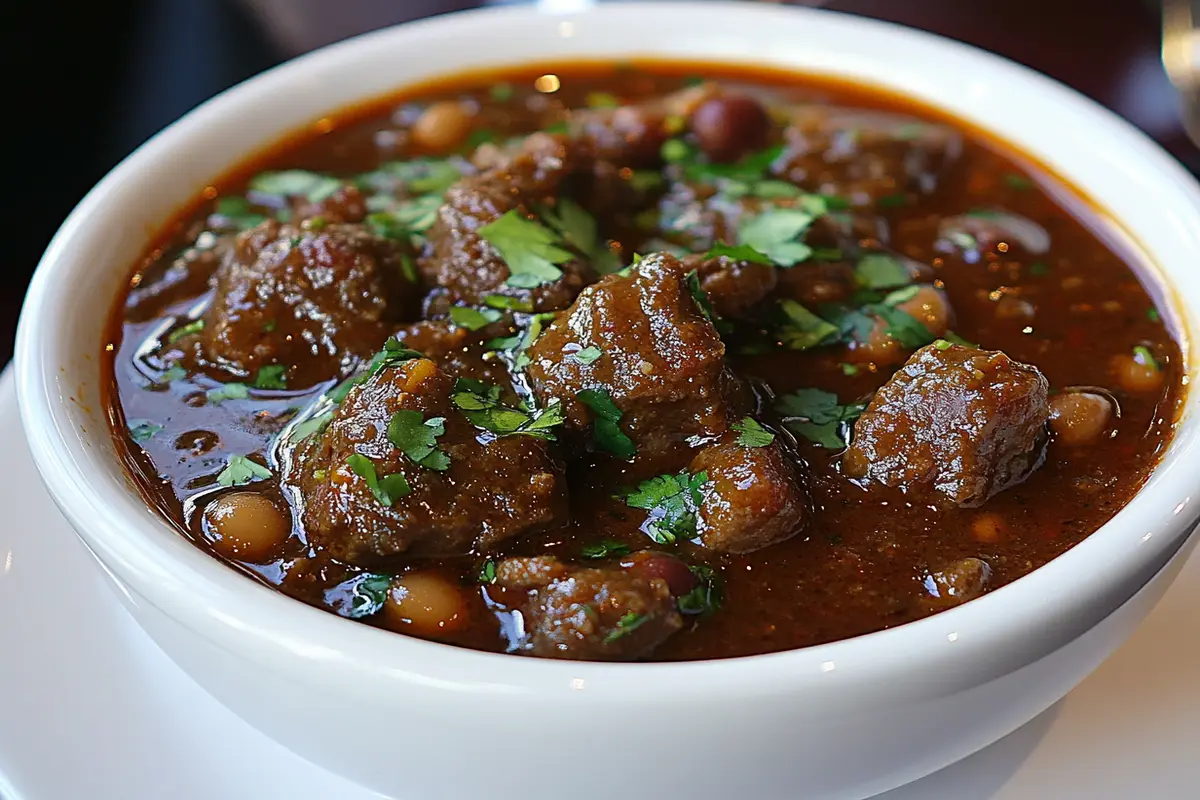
[690,95,770,163]
[624,552,697,596]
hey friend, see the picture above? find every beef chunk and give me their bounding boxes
[390,319,513,388]
[419,133,595,312]
[287,356,567,566]
[844,343,1050,506]
[494,556,684,660]
[919,557,992,611]
[680,252,777,320]
[775,108,962,204]
[290,184,368,225]
[197,220,415,386]
[525,252,745,459]
[689,432,809,553]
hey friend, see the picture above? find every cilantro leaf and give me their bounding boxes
[604,611,650,644]
[540,198,622,276]
[356,158,462,196]
[571,345,603,364]
[249,170,341,203]
[345,453,411,506]
[581,540,632,559]
[684,269,719,324]
[942,331,978,348]
[855,253,912,290]
[252,365,288,390]
[289,410,333,443]
[452,378,564,440]
[478,559,498,584]
[216,454,272,487]
[577,388,636,459]
[705,242,773,266]
[210,196,267,230]
[207,382,250,404]
[777,299,838,351]
[327,572,392,619]
[326,339,424,404]
[130,421,164,443]
[677,563,723,616]
[1133,345,1160,370]
[776,388,866,450]
[155,365,188,385]
[873,304,935,349]
[449,305,503,331]
[732,417,775,448]
[490,312,556,372]
[624,470,708,545]
[166,319,204,345]
[738,208,816,267]
[479,210,573,289]
[483,294,534,312]
[387,410,451,471]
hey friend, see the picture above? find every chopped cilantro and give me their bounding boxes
[166,319,205,346]
[449,305,503,331]
[855,253,912,290]
[811,247,845,261]
[1028,261,1050,276]
[684,270,718,324]
[777,299,838,351]
[326,339,424,404]
[878,193,909,208]
[1004,173,1035,191]
[737,208,816,267]
[1133,345,1159,370]
[345,453,411,506]
[216,454,272,487]
[249,169,340,203]
[732,417,775,448]
[478,559,498,584]
[661,139,691,163]
[387,410,450,471]
[452,378,565,440]
[581,540,632,559]
[942,331,978,348]
[398,253,418,283]
[1147,308,1161,323]
[677,564,723,615]
[840,362,860,376]
[684,144,784,185]
[490,311,555,372]
[252,365,288,390]
[577,387,636,459]
[155,365,187,385]
[465,128,497,149]
[207,382,250,404]
[604,611,649,644]
[705,242,773,266]
[873,303,935,349]
[490,83,514,102]
[334,572,391,619]
[263,319,277,333]
[629,170,665,192]
[483,294,534,312]
[894,123,925,141]
[571,345,603,364]
[540,198,621,274]
[211,196,267,230]
[753,180,803,199]
[776,388,866,450]
[357,158,461,196]
[543,121,570,135]
[624,470,707,545]
[130,421,164,443]
[290,410,333,443]
[934,338,953,351]
[479,209,573,289]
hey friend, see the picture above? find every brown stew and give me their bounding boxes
[104,61,1185,662]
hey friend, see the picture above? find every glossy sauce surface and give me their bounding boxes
[106,61,1184,660]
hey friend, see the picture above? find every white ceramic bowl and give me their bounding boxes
[16,3,1200,798]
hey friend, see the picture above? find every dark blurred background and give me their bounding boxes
[6,0,1196,364]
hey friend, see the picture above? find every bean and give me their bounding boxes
[690,94,770,163]
[203,492,291,562]
[383,572,469,637]
[410,101,472,152]
[1049,391,1114,446]
[1112,352,1164,393]
[971,513,1005,544]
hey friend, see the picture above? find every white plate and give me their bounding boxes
[0,364,1197,800]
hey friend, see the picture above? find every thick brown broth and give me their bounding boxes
[106,60,1184,661]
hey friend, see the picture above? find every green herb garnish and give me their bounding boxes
[166,319,205,345]
[1133,345,1159,370]
[345,453,411,506]
[1004,173,1035,191]
[1147,308,1161,323]
[705,242,773,266]
[684,270,718,324]
[449,305,503,331]
[624,470,708,545]
[604,611,649,644]
[490,83,514,102]
[130,421,164,443]
[339,573,391,619]
[854,253,912,290]
[777,299,838,351]
[326,339,424,405]
[211,196,267,229]
[252,365,288,390]
[249,169,340,203]
[586,91,620,108]
[478,559,498,584]
[581,540,632,559]
[677,563,723,615]
[840,363,860,376]
[452,378,565,440]
[776,388,866,450]
[571,345,603,364]
[387,410,450,471]
[207,383,250,404]
[577,387,636,459]
[732,417,775,448]
[539,198,620,274]
[479,209,573,289]
[483,294,535,312]
[216,454,272,487]
[290,410,333,443]
[737,207,817,267]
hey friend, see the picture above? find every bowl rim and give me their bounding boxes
[16,0,1200,699]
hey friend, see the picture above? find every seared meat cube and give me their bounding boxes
[775,108,962,204]
[419,133,596,313]
[290,184,368,225]
[389,319,513,389]
[287,356,567,566]
[525,252,746,459]
[844,343,1050,506]
[494,555,684,660]
[689,431,809,553]
[680,252,777,320]
[197,220,415,386]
